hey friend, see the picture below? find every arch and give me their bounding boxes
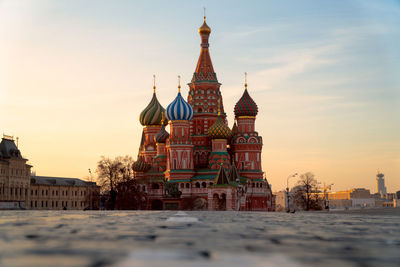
[248,137,258,143]
[213,193,219,210]
[195,182,200,188]
[151,200,163,210]
[219,193,227,210]
[201,182,207,188]
[186,183,190,188]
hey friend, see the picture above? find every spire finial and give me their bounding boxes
[161,111,164,125]
[153,74,156,93]
[217,98,221,116]
[244,72,248,90]
[178,75,181,93]
[203,7,206,22]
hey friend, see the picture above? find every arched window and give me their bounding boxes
[180,183,184,189]
[186,183,190,188]
[198,108,202,113]
[195,182,200,188]
[201,182,207,188]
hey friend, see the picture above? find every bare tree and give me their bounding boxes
[293,172,321,211]
[96,155,147,210]
[96,156,123,191]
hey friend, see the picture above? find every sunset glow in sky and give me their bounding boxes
[1,0,399,192]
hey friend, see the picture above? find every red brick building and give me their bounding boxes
[133,17,272,211]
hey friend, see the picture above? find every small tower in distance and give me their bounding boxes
[376,171,387,198]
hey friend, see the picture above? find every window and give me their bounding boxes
[202,182,207,188]
[195,182,200,188]
[186,183,190,188]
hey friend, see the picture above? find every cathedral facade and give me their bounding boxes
[133,18,272,211]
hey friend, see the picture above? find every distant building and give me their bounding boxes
[30,176,100,210]
[273,191,287,212]
[328,188,375,208]
[376,172,387,197]
[0,135,99,210]
[0,136,31,209]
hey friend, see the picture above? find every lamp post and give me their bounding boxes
[323,183,333,210]
[286,173,298,212]
[88,168,93,210]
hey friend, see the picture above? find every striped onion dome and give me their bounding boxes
[234,89,258,117]
[139,92,166,126]
[166,92,194,121]
[132,156,150,172]
[208,116,232,139]
[155,126,169,143]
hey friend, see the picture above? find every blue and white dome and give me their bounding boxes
[166,92,194,121]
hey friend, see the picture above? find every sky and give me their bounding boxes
[1,0,399,192]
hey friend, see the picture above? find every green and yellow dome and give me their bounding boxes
[139,92,166,126]
[208,116,232,139]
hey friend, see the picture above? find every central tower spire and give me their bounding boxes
[192,15,216,82]
[187,15,226,168]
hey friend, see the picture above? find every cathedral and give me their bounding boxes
[132,17,272,211]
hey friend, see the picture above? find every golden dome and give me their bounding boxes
[199,17,211,34]
[208,116,232,139]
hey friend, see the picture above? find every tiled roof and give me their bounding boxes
[31,176,96,187]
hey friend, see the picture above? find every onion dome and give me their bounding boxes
[208,116,232,139]
[166,76,194,121]
[155,115,170,143]
[199,17,211,34]
[155,126,169,143]
[231,121,238,135]
[132,156,150,172]
[139,77,166,126]
[234,74,258,117]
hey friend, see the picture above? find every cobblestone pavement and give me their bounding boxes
[0,210,399,267]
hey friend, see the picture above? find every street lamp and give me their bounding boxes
[323,183,334,210]
[286,173,298,212]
